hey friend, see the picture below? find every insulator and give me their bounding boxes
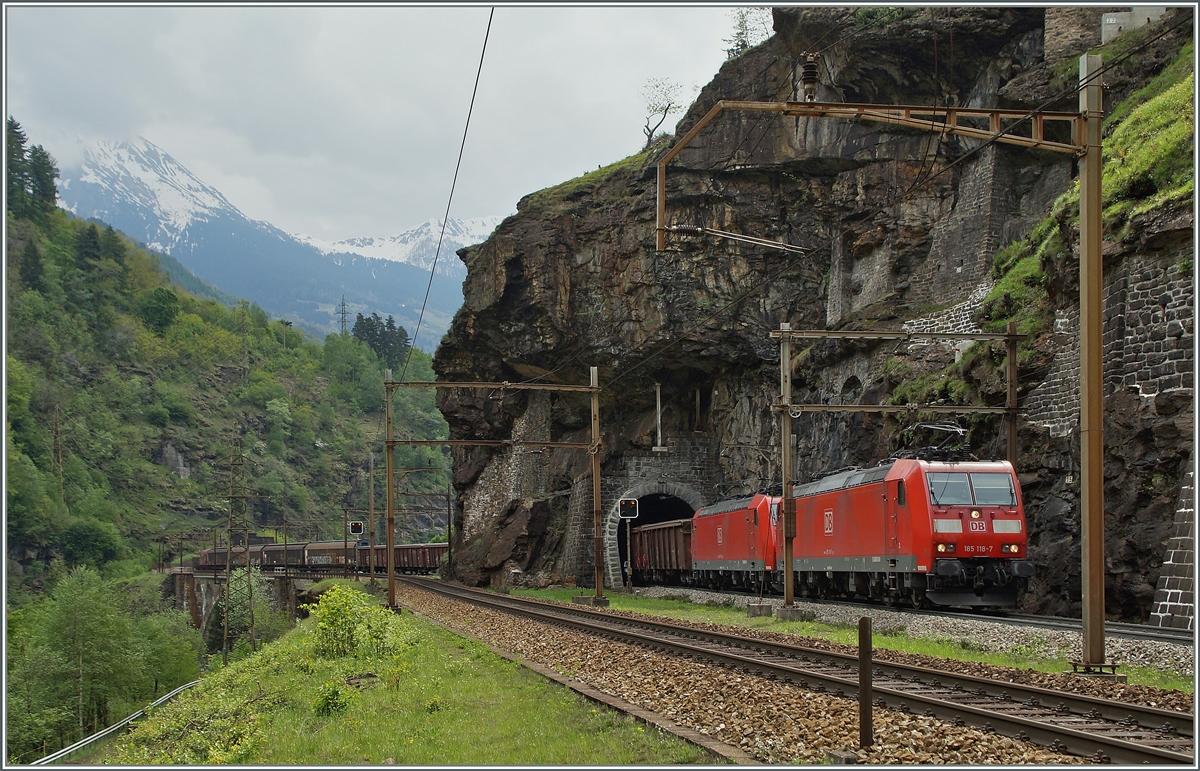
[801,54,820,102]
[671,225,704,236]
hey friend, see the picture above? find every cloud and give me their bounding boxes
[6,5,735,239]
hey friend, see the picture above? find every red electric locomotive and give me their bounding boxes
[630,455,1032,607]
[779,458,1031,606]
[690,494,780,590]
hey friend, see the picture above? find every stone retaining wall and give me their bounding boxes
[561,434,720,587]
[1149,459,1195,630]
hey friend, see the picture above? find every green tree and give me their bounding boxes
[74,223,102,270]
[136,286,180,333]
[7,116,30,216]
[136,611,203,695]
[18,240,44,292]
[723,7,772,59]
[26,144,58,223]
[352,312,409,370]
[39,568,140,735]
[100,225,127,265]
[61,519,125,567]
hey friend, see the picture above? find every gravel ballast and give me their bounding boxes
[398,584,1088,765]
[628,586,1195,712]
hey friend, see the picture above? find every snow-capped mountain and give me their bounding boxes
[296,216,502,278]
[59,138,267,255]
[57,138,493,345]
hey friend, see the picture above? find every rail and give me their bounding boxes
[404,579,1193,765]
[30,680,200,765]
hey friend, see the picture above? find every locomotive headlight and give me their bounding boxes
[936,543,955,553]
[937,543,946,553]
[970,510,981,519]
[1001,544,1020,553]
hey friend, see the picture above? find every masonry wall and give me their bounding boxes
[1149,458,1195,629]
[560,434,721,587]
[1025,242,1195,433]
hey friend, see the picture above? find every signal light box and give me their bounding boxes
[349,521,364,535]
[619,498,639,519]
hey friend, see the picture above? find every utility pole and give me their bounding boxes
[385,376,605,601]
[385,370,396,608]
[446,482,453,577]
[590,366,605,601]
[338,296,349,335]
[343,506,349,579]
[780,323,795,607]
[369,453,377,585]
[1078,53,1107,672]
[222,440,257,664]
[1006,321,1019,467]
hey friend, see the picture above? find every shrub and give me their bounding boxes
[314,681,353,716]
[305,583,409,659]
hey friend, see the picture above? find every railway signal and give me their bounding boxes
[349,520,364,535]
[618,499,639,519]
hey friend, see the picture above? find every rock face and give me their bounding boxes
[434,8,1194,622]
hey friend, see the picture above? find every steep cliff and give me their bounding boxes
[434,8,1193,622]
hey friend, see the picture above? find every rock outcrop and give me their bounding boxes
[434,8,1193,622]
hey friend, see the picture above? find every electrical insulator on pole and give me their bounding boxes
[801,54,819,102]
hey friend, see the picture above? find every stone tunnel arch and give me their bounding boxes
[603,481,705,588]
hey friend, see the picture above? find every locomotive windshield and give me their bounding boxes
[927,472,1017,506]
[969,473,1017,505]
[926,473,972,505]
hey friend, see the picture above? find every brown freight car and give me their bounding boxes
[304,540,355,570]
[631,518,693,585]
[355,543,448,575]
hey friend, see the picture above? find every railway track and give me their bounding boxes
[403,578,1193,765]
[658,590,1194,646]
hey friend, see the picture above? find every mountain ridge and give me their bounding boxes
[57,138,498,344]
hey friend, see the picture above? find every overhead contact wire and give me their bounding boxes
[398,6,494,384]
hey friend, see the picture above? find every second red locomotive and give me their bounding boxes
[632,457,1031,607]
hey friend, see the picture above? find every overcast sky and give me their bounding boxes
[5,4,754,240]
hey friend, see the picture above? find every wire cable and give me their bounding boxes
[398,6,494,384]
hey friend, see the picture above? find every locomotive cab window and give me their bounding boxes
[969,473,1017,506]
[926,473,972,505]
[897,480,906,506]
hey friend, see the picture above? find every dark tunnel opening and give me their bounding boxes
[617,493,696,585]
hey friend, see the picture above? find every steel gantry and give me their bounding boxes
[656,56,1109,670]
[383,368,609,607]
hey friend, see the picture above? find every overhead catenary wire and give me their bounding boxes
[906,9,1192,196]
[398,6,494,384]
[497,10,1191,397]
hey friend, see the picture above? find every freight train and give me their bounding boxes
[196,541,448,575]
[632,456,1032,607]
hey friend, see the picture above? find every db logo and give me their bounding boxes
[824,510,834,535]
[969,520,987,532]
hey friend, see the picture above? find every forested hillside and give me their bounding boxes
[6,120,455,759]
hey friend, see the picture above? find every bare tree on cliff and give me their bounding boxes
[642,78,684,150]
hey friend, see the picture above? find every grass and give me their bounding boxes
[512,588,1194,693]
[104,586,708,765]
[522,148,653,209]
